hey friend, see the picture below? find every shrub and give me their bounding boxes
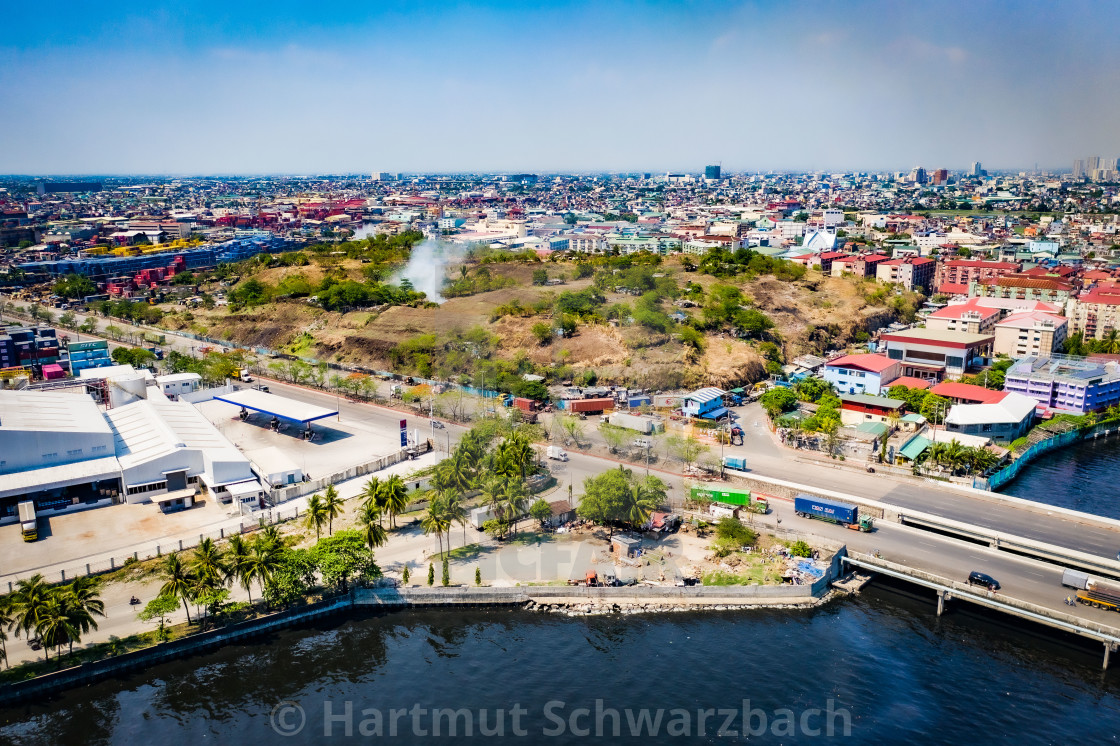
[789,540,812,558]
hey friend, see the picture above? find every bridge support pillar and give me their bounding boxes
[1105,644,1113,671]
[936,590,947,617]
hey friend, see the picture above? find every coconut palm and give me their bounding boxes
[226,535,257,603]
[160,553,197,625]
[624,482,659,530]
[59,579,103,656]
[362,477,385,525]
[0,596,12,668]
[36,594,78,661]
[422,497,453,558]
[381,475,410,528]
[442,491,469,546]
[357,502,388,555]
[322,484,344,535]
[304,494,329,540]
[501,483,529,537]
[191,537,229,589]
[9,574,53,655]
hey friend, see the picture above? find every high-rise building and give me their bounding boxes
[970,161,983,177]
[1087,156,1101,173]
[909,167,928,184]
[704,164,721,180]
[1073,160,1085,179]
[372,172,394,181]
[931,169,949,185]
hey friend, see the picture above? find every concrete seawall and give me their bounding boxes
[0,578,834,707]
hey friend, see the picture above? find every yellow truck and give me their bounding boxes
[18,501,37,542]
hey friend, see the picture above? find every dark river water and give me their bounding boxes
[1000,434,1120,519]
[3,590,1120,745]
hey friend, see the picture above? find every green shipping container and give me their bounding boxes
[691,486,750,506]
[67,340,108,352]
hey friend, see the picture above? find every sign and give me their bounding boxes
[400,419,408,447]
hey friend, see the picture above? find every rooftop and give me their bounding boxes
[881,328,995,345]
[839,393,906,409]
[0,389,111,435]
[825,353,898,374]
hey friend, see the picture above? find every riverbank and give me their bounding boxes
[0,578,838,706]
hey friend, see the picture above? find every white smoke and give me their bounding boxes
[395,238,457,303]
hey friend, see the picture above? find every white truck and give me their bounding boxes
[18,501,37,542]
[546,445,569,462]
[239,368,253,382]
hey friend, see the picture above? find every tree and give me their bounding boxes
[36,594,78,660]
[191,537,229,591]
[532,268,548,286]
[422,497,453,558]
[111,347,157,368]
[311,531,381,594]
[759,388,798,417]
[794,377,832,403]
[159,554,196,625]
[530,498,553,526]
[59,310,76,328]
[61,577,104,655]
[475,567,482,586]
[919,393,951,424]
[138,594,180,642]
[304,494,329,540]
[401,565,411,584]
[52,273,96,300]
[322,484,344,535]
[441,558,450,587]
[358,502,388,555]
[576,468,632,537]
[599,423,629,454]
[263,549,318,609]
[531,322,553,345]
[0,596,12,668]
[381,475,410,528]
[9,574,53,659]
[427,563,435,586]
[226,535,256,604]
[624,480,660,529]
[666,434,708,469]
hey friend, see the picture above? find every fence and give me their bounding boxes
[267,443,430,504]
[1,504,304,591]
[984,420,1120,491]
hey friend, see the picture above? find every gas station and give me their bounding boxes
[213,389,337,441]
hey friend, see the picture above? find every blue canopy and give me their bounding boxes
[701,406,730,420]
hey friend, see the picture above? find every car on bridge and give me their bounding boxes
[967,571,1001,591]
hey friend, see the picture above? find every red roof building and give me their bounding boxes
[930,381,1008,405]
[935,260,1021,295]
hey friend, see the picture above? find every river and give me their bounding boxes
[3,590,1120,744]
[1000,434,1120,520]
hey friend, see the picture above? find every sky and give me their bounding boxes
[1,0,1118,175]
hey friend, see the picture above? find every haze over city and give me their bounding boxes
[2,0,1118,174]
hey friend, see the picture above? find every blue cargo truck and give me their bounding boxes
[794,494,873,532]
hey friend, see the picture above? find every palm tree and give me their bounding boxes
[362,477,385,526]
[502,483,529,537]
[0,596,12,668]
[322,484,344,535]
[226,535,256,603]
[441,450,475,493]
[304,494,329,540]
[422,497,452,558]
[160,553,197,625]
[59,579,103,656]
[481,476,510,537]
[443,491,469,547]
[381,475,410,528]
[191,537,229,589]
[358,502,388,555]
[624,482,659,530]
[10,574,53,656]
[36,594,78,661]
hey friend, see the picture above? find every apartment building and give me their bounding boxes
[935,260,1021,295]
[924,298,1001,334]
[1067,288,1120,341]
[993,311,1068,358]
[875,256,936,292]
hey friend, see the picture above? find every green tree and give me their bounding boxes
[759,387,798,417]
[304,494,329,540]
[381,475,410,528]
[576,468,632,537]
[9,574,53,659]
[263,549,318,609]
[160,554,197,625]
[427,563,435,586]
[532,268,548,285]
[530,498,553,526]
[0,596,12,668]
[138,594,180,642]
[401,565,411,584]
[60,577,104,655]
[358,502,388,554]
[311,530,381,593]
[475,566,482,586]
[666,434,708,469]
[919,393,951,424]
[322,484,344,535]
[226,535,257,604]
[441,558,450,587]
[531,322,553,345]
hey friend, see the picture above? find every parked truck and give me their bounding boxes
[239,368,253,382]
[691,486,768,514]
[546,446,569,461]
[566,397,615,414]
[18,501,37,542]
[723,456,747,471]
[608,411,655,434]
[794,494,873,531]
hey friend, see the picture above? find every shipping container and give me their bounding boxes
[794,494,858,525]
[608,411,654,434]
[567,397,615,414]
[723,456,747,471]
[513,397,537,412]
[1062,569,1090,590]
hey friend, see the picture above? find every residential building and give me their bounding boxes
[875,256,936,292]
[822,353,902,396]
[943,391,1037,443]
[969,275,1075,306]
[929,381,1008,405]
[1067,288,1120,341]
[935,260,1021,296]
[924,298,1001,334]
[566,234,605,253]
[681,387,729,420]
[832,253,888,278]
[1004,355,1120,414]
[704,165,721,180]
[880,328,994,381]
[839,393,906,427]
[993,311,1068,358]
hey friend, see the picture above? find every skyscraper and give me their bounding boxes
[704,164,721,180]
[969,161,982,177]
[1073,160,1085,179]
[1087,156,1101,173]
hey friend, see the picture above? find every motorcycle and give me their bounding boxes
[129,596,141,606]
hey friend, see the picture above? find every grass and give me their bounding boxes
[505,531,557,546]
[98,555,166,584]
[701,554,785,586]
[445,543,491,561]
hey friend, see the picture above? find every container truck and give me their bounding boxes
[608,412,654,434]
[546,446,569,461]
[690,486,768,514]
[567,397,615,414]
[512,397,538,412]
[723,456,747,471]
[1062,569,1090,590]
[794,494,873,531]
[1077,586,1120,612]
[18,501,37,542]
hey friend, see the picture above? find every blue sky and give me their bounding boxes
[1,1,1117,174]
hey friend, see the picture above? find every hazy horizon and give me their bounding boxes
[2,1,1117,175]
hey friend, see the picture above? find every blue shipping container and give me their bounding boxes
[723,456,747,470]
[794,494,857,525]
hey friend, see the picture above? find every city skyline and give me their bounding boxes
[1,1,1118,174]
